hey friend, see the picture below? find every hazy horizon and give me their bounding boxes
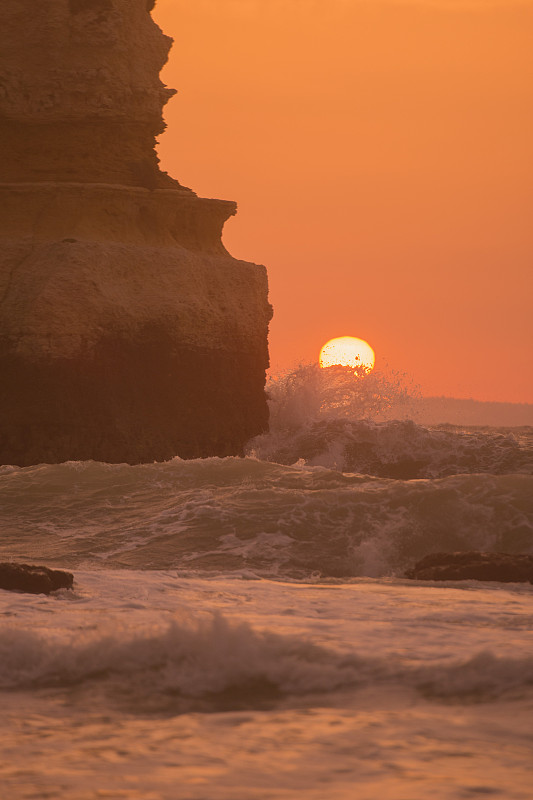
[154,0,533,405]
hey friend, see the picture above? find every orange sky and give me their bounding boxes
[153,0,533,403]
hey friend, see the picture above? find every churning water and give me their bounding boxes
[1,364,532,799]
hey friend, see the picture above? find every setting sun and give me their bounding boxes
[319,336,375,373]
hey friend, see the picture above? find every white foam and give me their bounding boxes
[1,573,532,710]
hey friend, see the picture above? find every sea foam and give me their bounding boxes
[0,459,531,578]
[1,612,531,712]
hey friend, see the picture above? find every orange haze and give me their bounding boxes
[153,0,533,404]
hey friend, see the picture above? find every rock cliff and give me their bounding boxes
[0,0,271,465]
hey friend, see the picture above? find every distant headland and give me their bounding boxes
[397,397,533,428]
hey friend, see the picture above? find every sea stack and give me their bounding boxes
[0,0,271,465]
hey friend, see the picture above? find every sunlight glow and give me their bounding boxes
[319,337,376,373]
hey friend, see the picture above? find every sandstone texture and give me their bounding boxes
[0,562,74,594]
[405,552,533,584]
[0,0,271,464]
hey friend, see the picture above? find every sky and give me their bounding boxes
[152,0,533,403]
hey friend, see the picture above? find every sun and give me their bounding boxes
[319,336,375,373]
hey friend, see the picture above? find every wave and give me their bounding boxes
[1,614,531,712]
[1,459,532,578]
[249,417,533,478]
[247,364,533,478]
[1,364,531,579]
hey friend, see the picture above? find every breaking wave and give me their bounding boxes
[1,459,532,578]
[248,364,533,478]
[0,363,531,580]
[1,613,531,712]
[249,417,532,478]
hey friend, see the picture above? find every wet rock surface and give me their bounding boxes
[405,552,533,583]
[0,563,74,594]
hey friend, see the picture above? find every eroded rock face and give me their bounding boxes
[0,0,271,465]
[405,552,533,584]
[0,0,175,186]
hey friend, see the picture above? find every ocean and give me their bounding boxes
[1,365,532,799]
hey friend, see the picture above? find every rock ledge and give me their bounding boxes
[0,563,74,594]
[405,552,533,583]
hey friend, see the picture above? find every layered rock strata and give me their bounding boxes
[0,0,271,465]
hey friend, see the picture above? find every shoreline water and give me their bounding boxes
[1,570,532,799]
[1,375,532,798]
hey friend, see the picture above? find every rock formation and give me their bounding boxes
[405,552,533,583]
[0,0,271,465]
[0,562,74,594]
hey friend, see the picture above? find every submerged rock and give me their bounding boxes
[0,0,271,465]
[0,563,74,594]
[405,552,533,583]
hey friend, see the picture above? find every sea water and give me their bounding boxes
[1,365,532,799]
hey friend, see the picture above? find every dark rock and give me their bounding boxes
[0,563,74,594]
[405,552,533,583]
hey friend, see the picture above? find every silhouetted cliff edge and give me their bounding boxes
[0,0,271,465]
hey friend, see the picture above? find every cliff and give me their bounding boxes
[0,0,272,465]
